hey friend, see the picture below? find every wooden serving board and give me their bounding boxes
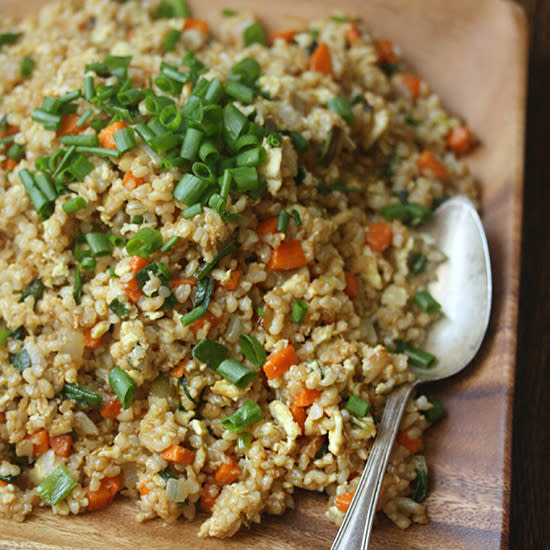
[0,1,527,548]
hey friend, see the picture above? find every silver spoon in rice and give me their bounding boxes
[331,195,492,550]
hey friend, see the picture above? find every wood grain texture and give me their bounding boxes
[510,1,550,549]
[0,1,527,549]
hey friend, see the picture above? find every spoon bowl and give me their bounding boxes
[331,196,492,550]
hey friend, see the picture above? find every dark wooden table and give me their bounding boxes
[510,1,549,548]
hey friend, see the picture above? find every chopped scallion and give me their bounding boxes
[80,257,96,271]
[236,431,252,450]
[9,348,31,373]
[243,22,267,46]
[36,465,77,505]
[20,56,35,79]
[277,210,290,233]
[216,358,258,388]
[163,29,181,51]
[73,266,82,305]
[19,278,44,305]
[221,400,264,432]
[408,252,427,274]
[125,227,163,258]
[85,232,112,257]
[239,334,266,367]
[345,395,370,417]
[108,366,135,409]
[422,400,445,423]
[161,236,179,252]
[62,383,102,408]
[291,300,308,323]
[326,96,354,124]
[192,338,228,370]
[109,298,130,319]
[413,290,441,314]
[181,305,207,326]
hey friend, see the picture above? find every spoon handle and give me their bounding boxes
[330,382,415,550]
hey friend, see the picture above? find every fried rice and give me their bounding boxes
[0,0,478,538]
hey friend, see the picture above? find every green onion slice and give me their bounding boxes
[62,383,102,408]
[422,400,445,423]
[221,400,264,432]
[19,278,44,305]
[291,300,308,323]
[239,334,266,367]
[243,22,267,46]
[36,465,77,505]
[216,359,258,388]
[192,338,228,370]
[413,290,441,314]
[108,366,135,409]
[345,395,370,417]
[236,431,252,450]
[109,298,130,319]
[126,227,163,258]
[9,348,31,373]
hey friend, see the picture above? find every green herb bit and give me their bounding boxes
[81,257,96,271]
[154,0,190,18]
[36,465,77,505]
[62,383,102,408]
[408,252,427,274]
[314,438,330,459]
[192,338,228,370]
[412,467,428,503]
[345,395,370,417]
[193,277,215,311]
[108,366,135,409]
[380,62,400,76]
[290,208,302,226]
[62,196,88,214]
[217,358,258,388]
[19,278,44,305]
[20,56,35,79]
[236,432,252,450]
[243,22,266,47]
[73,266,82,305]
[288,131,310,154]
[163,29,181,51]
[413,290,441,314]
[394,340,436,369]
[180,374,197,405]
[196,241,236,280]
[19,168,55,220]
[330,15,349,22]
[9,348,31,373]
[221,400,264,432]
[109,298,130,319]
[181,305,207,326]
[291,300,308,323]
[126,227,163,258]
[277,210,290,233]
[326,96,354,124]
[0,329,10,347]
[422,400,445,423]
[0,32,22,48]
[85,232,112,257]
[161,236,179,252]
[222,8,237,16]
[239,334,266,367]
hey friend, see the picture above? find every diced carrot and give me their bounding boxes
[0,124,18,138]
[183,18,209,34]
[446,126,475,155]
[170,362,188,379]
[402,74,421,100]
[256,216,279,235]
[219,266,241,291]
[190,310,222,335]
[3,158,18,171]
[50,434,72,458]
[416,150,449,179]
[345,25,361,45]
[169,277,197,288]
[129,255,149,274]
[344,272,359,298]
[122,171,145,188]
[267,240,308,271]
[56,113,85,137]
[98,121,128,150]
[120,276,142,303]
[293,388,322,408]
[365,221,393,253]
[199,482,219,512]
[86,475,121,512]
[308,42,333,75]
[84,327,102,349]
[396,430,422,454]
[126,29,136,39]
[215,455,240,485]
[291,404,306,432]
[99,397,122,419]
[138,482,150,496]
[375,39,397,64]
[263,343,299,380]
[0,480,7,487]
[0,412,5,423]
[160,444,196,466]
[335,489,355,512]
[28,429,49,456]
[270,29,297,43]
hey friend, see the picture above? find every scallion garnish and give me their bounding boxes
[31,108,62,131]
[19,169,55,220]
[113,126,136,154]
[173,173,209,206]
[181,305,207,326]
[413,290,441,314]
[345,395,370,417]
[225,79,254,104]
[236,432,252,450]
[198,140,220,164]
[125,227,163,258]
[394,340,436,369]
[60,135,99,147]
[108,366,135,409]
[75,145,121,158]
[196,241,236,280]
[62,383,102,408]
[80,256,96,271]
[161,236,179,252]
[243,22,267,46]
[85,232,112,257]
[192,338,228,370]
[7,143,24,161]
[408,252,427,274]
[193,277,215,311]
[19,278,44,305]
[326,96,354,123]
[216,358,258,388]
[239,334,266,367]
[235,146,266,167]
[314,438,330,459]
[109,298,130,319]
[180,127,203,162]
[62,196,87,214]
[73,266,82,305]
[36,465,77,505]
[290,208,302,226]
[291,300,308,323]
[0,329,10,347]
[183,203,203,218]
[68,154,94,181]
[163,29,181,51]
[412,466,428,503]
[221,400,264,432]
[288,131,310,154]
[9,348,31,373]
[422,400,445,423]
[277,210,290,233]
[0,32,22,48]
[19,56,35,79]
[229,166,258,192]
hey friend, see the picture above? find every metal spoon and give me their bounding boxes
[330,195,492,550]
